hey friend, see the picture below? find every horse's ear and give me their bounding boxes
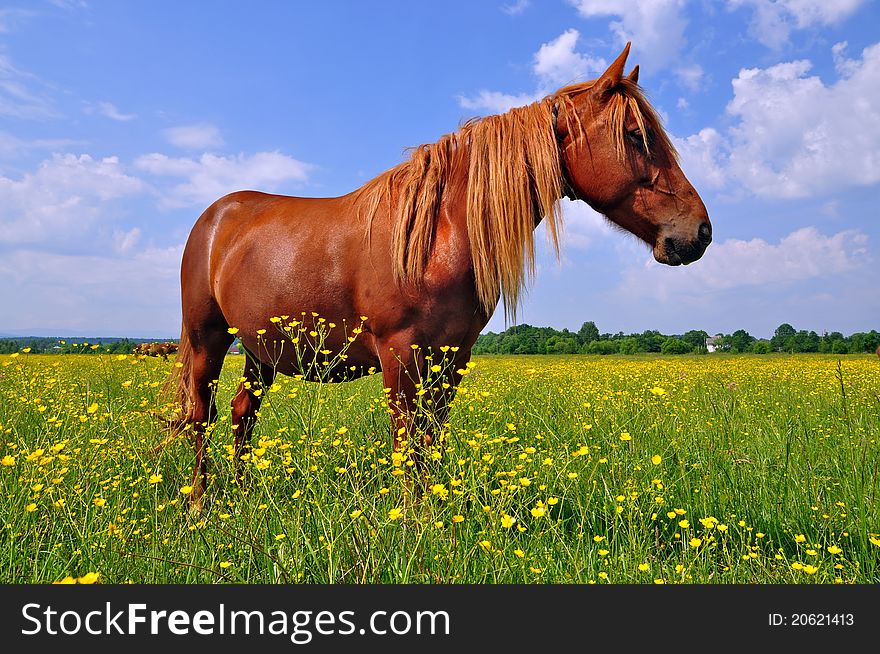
[626,64,639,85]
[596,42,631,96]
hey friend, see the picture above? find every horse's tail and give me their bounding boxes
[154,328,193,453]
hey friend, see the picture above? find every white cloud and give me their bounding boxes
[97,101,136,122]
[532,29,607,87]
[134,151,312,208]
[459,28,603,113]
[558,198,613,251]
[618,227,870,300]
[675,42,880,199]
[727,0,867,49]
[724,42,880,198]
[673,127,729,191]
[458,90,542,114]
[112,227,141,254]
[0,153,147,247]
[163,123,225,150]
[0,244,184,336]
[569,0,688,71]
[501,0,530,16]
[0,54,56,120]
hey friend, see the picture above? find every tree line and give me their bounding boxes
[472,322,880,355]
[0,337,155,355]
[2,323,878,356]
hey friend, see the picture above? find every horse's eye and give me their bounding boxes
[627,128,644,147]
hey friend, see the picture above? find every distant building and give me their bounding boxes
[705,335,722,353]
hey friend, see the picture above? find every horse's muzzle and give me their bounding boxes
[655,222,711,266]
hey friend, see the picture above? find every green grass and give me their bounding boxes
[1,352,878,583]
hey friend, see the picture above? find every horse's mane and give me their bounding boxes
[354,77,675,321]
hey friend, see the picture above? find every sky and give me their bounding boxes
[0,0,878,340]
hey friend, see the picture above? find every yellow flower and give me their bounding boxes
[78,572,100,584]
[651,454,662,465]
[350,509,362,519]
[869,536,880,547]
[500,514,516,529]
[227,327,239,334]
[388,507,403,521]
[180,485,193,495]
[638,563,650,572]
[678,519,690,529]
[794,534,806,544]
[513,548,525,558]
[25,503,37,512]
[530,502,547,519]
[827,545,842,555]
[87,402,100,414]
[1,455,14,466]
[619,432,632,441]
[148,474,162,484]
[689,537,702,548]
[650,386,666,396]
[274,533,286,541]
[452,514,464,523]
[53,576,76,585]
[219,561,233,569]
[93,498,106,507]
[479,540,491,552]
[803,565,818,575]
[431,483,448,500]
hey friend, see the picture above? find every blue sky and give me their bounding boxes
[1,0,878,339]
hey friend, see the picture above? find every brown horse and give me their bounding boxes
[165,44,711,508]
[136,342,179,359]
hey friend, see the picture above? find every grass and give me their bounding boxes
[1,351,878,584]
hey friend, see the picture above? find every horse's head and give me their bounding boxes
[553,43,711,266]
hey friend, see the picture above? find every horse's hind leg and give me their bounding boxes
[188,330,232,511]
[231,352,276,483]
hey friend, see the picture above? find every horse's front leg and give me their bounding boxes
[230,353,276,484]
[378,342,468,471]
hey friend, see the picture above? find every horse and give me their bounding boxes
[136,342,179,360]
[163,43,712,509]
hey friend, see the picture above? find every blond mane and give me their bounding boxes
[355,78,675,321]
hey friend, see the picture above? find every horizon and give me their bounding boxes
[1,2,878,338]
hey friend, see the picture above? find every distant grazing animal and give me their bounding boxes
[164,43,712,509]
[135,342,179,360]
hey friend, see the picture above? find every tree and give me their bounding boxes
[577,321,599,344]
[682,330,709,352]
[752,341,771,354]
[660,337,692,354]
[771,323,796,351]
[727,329,755,353]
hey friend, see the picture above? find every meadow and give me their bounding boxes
[1,350,878,584]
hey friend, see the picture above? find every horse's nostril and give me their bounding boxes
[698,222,712,244]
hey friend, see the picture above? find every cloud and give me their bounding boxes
[724,42,880,198]
[459,28,603,113]
[134,151,313,208]
[727,0,867,49]
[569,0,688,71]
[0,153,147,249]
[676,42,880,199]
[163,123,225,150]
[617,227,870,301]
[501,0,530,16]
[0,244,184,336]
[0,54,57,120]
[673,127,729,191]
[458,90,542,114]
[96,101,136,122]
[532,29,607,87]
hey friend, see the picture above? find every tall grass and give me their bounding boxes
[1,352,878,583]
